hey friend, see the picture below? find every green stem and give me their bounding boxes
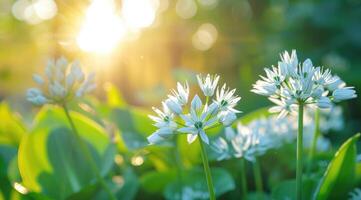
[62,104,116,200]
[240,159,248,199]
[173,136,183,200]
[307,108,320,173]
[199,138,216,200]
[296,104,304,200]
[253,158,263,198]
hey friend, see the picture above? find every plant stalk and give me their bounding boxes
[173,136,183,200]
[240,159,248,199]
[62,104,116,200]
[199,138,216,200]
[296,104,304,200]
[307,108,320,173]
[253,158,263,199]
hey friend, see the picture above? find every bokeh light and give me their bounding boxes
[192,23,218,51]
[12,0,57,24]
[176,0,197,19]
[122,0,158,29]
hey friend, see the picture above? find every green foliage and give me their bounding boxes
[271,178,318,200]
[313,133,360,200]
[0,103,26,146]
[17,106,115,199]
[111,107,154,151]
[164,167,235,200]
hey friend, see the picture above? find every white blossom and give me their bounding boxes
[332,87,357,102]
[168,82,190,106]
[178,95,218,144]
[197,74,220,97]
[27,57,95,105]
[212,116,295,162]
[214,84,241,114]
[148,74,241,146]
[252,50,357,117]
[147,102,177,144]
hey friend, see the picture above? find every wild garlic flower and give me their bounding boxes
[197,74,220,97]
[349,188,361,200]
[27,57,95,105]
[147,102,177,144]
[147,74,241,145]
[252,50,357,118]
[212,116,295,162]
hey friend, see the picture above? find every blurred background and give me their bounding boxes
[0,0,360,141]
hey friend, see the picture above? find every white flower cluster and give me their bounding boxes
[252,50,357,118]
[147,74,241,145]
[212,116,295,162]
[27,57,96,105]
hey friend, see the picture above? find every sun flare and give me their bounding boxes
[77,0,158,54]
[76,0,125,54]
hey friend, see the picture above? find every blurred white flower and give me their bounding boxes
[332,87,357,102]
[27,57,95,105]
[349,188,361,200]
[218,111,237,126]
[197,74,219,97]
[212,116,295,162]
[252,50,357,117]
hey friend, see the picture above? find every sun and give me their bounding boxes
[76,0,158,54]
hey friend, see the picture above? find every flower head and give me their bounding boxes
[148,74,241,146]
[212,116,295,162]
[27,57,95,105]
[252,50,356,117]
[214,84,241,114]
[168,82,189,106]
[147,102,177,144]
[178,95,219,144]
[197,74,220,97]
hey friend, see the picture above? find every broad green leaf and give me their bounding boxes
[0,102,26,146]
[140,170,176,193]
[111,108,154,150]
[164,167,235,200]
[271,178,318,200]
[114,167,139,200]
[18,106,115,199]
[313,133,360,200]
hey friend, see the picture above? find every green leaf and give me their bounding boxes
[313,133,360,200]
[0,102,26,146]
[18,106,115,199]
[164,167,235,200]
[114,167,139,200]
[140,170,176,193]
[271,177,318,200]
[111,108,154,150]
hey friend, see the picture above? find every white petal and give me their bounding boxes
[199,130,209,144]
[187,134,198,144]
[191,95,202,111]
